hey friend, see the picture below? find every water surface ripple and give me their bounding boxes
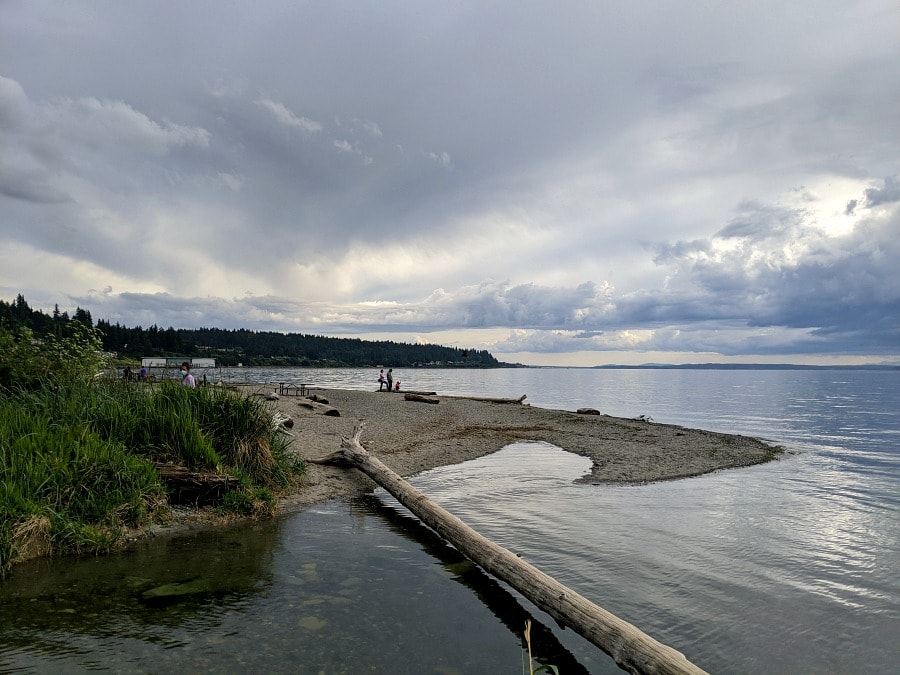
[1,368,897,673]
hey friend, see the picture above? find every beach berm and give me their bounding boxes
[232,385,779,515]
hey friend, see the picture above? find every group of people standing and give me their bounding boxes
[122,365,149,381]
[377,368,400,392]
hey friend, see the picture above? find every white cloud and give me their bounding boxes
[426,151,452,168]
[53,97,211,154]
[218,172,244,192]
[1,1,899,365]
[256,98,323,133]
[360,121,382,137]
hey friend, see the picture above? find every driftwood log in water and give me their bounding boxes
[312,422,707,675]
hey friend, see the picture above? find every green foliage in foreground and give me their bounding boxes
[0,396,166,578]
[0,321,106,391]
[0,326,305,580]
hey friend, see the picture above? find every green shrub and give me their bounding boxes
[15,378,223,471]
[0,323,106,392]
[139,383,221,469]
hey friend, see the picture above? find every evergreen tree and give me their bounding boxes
[1,294,509,367]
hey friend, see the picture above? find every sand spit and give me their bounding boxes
[248,385,781,512]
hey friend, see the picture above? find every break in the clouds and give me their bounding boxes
[1,1,898,365]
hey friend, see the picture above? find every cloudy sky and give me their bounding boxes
[2,1,899,366]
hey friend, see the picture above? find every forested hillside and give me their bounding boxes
[0,294,503,368]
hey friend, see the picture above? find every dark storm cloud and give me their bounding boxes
[863,176,900,208]
[2,1,899,364]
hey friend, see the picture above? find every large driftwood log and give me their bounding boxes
[314,423,706,675]
[404,392,439,404]
[448,393,528,404]
[297,399,340,416]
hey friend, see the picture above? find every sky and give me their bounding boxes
[2,1,899,366]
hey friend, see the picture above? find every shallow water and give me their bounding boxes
[1,368,898,673]
[0,490,607,673]
[395,440,898,673]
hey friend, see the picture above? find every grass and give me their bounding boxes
[0,375,305,579]
[0,396,165,571]
[523,619,559,675]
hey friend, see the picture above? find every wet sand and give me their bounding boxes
[245,385,781,512]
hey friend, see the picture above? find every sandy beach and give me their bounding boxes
[237,384,780,514]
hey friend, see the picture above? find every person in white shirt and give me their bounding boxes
[180,362,196,388]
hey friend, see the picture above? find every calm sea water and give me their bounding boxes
[1,368,897,674]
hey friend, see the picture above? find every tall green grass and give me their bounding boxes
[15,378,221,470]
[180,384,298,484]
[1,375,304,579]
[0,398,165,577]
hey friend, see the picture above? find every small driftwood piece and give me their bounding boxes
[272,411,294,429]
[155,463,237,506]
[297,399,340,416]
[404,393,439,404]
[314,423,707,675]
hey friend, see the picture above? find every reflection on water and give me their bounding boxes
[399,441,899,674]
[0,522,282,671]
[2,368,897,673]
[0,492,614,673]
[358,493,597,675]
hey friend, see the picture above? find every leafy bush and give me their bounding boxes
[134,383,222,470]
[0,323,106,391]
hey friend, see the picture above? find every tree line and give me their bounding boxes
[0,294,504,368]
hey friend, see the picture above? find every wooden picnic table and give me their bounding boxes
[278,382,309,396]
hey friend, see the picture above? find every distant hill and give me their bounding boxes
[0,294,504,368]
[591,363,899,370]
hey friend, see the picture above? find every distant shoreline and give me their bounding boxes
[536,363,899,371]
[200,363,898,371]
